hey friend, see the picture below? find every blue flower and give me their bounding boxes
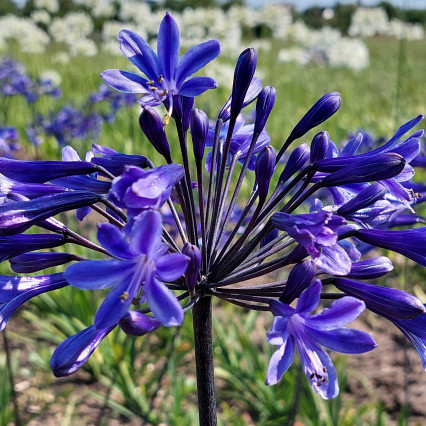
[64,209,189,328]
[266,280,376,399]
[101,13,220,113]
[271,211,351,275]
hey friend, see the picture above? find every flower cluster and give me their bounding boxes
[0,13,425,401]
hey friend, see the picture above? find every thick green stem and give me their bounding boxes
[192,296,217,425]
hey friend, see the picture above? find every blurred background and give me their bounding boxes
[0,0,425,424]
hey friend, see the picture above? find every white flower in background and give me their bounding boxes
[69,39,98,57]
[0,16,50,53]
[40,70,62,86]
[278,48,311,66]
[31,10,51,25]
[52,51,71,64]
[74,0,115,18]
[349,7,424,40]
[251,39,272,52]
[328,38,369,70]
[50,12,94,44]
[349,7,389,37]
[35,0,59,13]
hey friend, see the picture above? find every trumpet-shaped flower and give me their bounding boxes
[101,13,220,112]
[64,209,189,328]
[266,280,376,399]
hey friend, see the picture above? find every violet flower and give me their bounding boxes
[266,280,376,399]
[101,13,220,115]
[64,210,189,328]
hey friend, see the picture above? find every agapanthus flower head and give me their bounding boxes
[0,13,425,409]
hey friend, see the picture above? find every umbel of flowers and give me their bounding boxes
[1,12,425,424]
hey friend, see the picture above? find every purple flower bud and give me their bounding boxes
[230,48,257,120]
[254,86,276,135]
[190,108,209,160]
[289,92,341,141]
[310,131,330,163]
[346,256,393,279]
[10,252,81,274]
[336,183,388,217]
[0,191,102,236]
[50,324,116,377]
[334,278,425,319]
[119,311,162,336]
[0,273,68,331]
[182,243,201,296]
[255,145,276,200]
[354,227,426,266]
[278,144,310,183]
[91,152,150,176]
[0,158,98,183]
[280,260,315,303]
[219,77,262,122]
[139,106,171,161]
[320,153,405,187]
[170,95,194,131]
[260,228,278,249]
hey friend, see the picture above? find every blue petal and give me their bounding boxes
[0,274,67,331]
[94,277,140,328]
[306,297,366,330]
[64,260,133,290]
[305,326,376,354]
[303,346,339,399]
[266,336,295,385]
[315,245,351,276]
[118,30,160,80]
[179,77,217,97]
[50,324,115,377]
[266,316,290,345]
[296,279,321,314]
[97,223,135,259]
[101,69,149,94]
[176,40,220,83]
[145,278,183,326]
[155,253,189,282]
[130,209,163,256]
[157,13,180,83]
[119,311,162,336]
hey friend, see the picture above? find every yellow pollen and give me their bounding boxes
[120,291,129,301]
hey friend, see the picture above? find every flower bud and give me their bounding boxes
[334,278,425,319]
[336,182,387,217]
[320,153,405,187]
[278,144,310,184]
[289,92,341,141]
[346,256,393,279]
[10,252,80,274]
[310,131,330,163]
[255,145,276,200]
[254,86,276,135]
[182,243,201,296]
[230,48,257,120]
[260,228,278,249]
[170,95,194,131]
[280,260,315,304]
[190,108,209,160]
[139,106,171,161]
[219,77,262,122]
[119,311,162,336]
